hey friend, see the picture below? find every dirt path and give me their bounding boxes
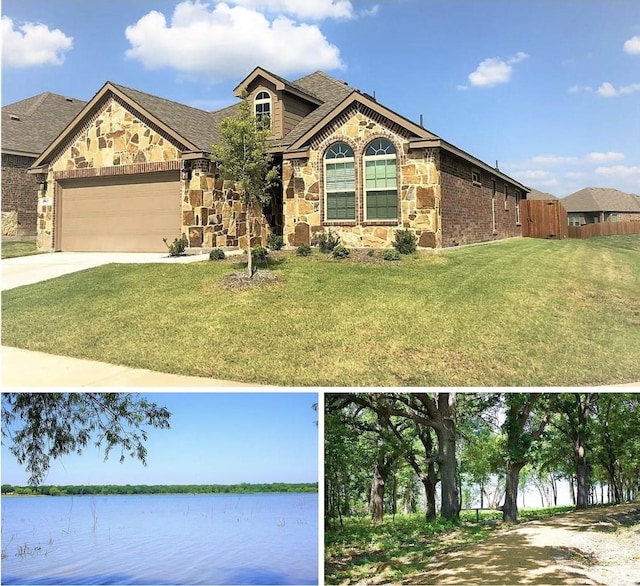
[410,503,640,585]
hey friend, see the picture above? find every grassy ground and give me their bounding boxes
[1,240,43,259]
[2,235,639,386]
[325,506,577,585]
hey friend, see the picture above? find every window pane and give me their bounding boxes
[365,160,396,189]
[365,139,396,156]
[327,161,355,191]
[327,191,356,220]
[366,189,397,220]
[326,142,354,159]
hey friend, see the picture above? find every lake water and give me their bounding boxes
[1,493,318,585]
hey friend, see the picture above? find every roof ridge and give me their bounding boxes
[109,82,213,115]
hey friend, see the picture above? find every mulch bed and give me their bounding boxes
[220,269,283,291]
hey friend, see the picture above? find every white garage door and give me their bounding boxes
[57,172,181,252]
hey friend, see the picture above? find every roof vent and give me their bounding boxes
[9,114,20,121]
[65,98,73,102]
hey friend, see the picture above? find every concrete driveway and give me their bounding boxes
[1,251,211,290]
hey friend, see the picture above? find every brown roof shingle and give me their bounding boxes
[561,187,640,213]
[111,83,229,151]
[2,92,87,156]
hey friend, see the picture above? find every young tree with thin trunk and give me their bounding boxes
[210,94,279,277]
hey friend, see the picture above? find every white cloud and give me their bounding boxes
[595,165,640,178]
[568,84,593,93]
[531,154,580,166]
[586,152,625,163]
[467,52,528,88]
[124,1,344,80]
[228,0,355,20]
[361,5,379,17]
[623,35,640,55]
[597,81,640,97]
[1,16,73,68]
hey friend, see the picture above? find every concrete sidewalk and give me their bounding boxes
[2,347,259,387]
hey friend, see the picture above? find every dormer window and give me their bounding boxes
[254,91,272,130]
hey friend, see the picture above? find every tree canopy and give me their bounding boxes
[325,392,640,527]
[1,393,171,487]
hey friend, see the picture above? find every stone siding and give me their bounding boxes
[1,153,38,236]
[439,152,523,247]
[282,107,441,248]
[38,97,185,250]
[182,163,270,250]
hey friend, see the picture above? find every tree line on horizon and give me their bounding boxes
[326,392,640,528]
[1,482,318,496]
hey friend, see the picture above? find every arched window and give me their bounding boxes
[324,142,355,221]
[363,138,397,220]
[254,91,271,130]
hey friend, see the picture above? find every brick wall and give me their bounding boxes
[439,152,523,247]
[1,154,38,236]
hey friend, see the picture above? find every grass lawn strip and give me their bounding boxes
[2,236,639,386]
[1,240,44,259]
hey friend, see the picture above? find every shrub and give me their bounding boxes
[297,243,312,256]
[267,233,284,251]
[209,248,226,260]
[163,236,187,257]
[332,244,350,259]
[316,229,341,253]
[251,245,269,264]
[393,229,417,255]
[382,249,401,261]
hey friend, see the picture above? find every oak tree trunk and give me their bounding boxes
[502,461,525,523]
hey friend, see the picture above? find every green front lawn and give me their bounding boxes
[2,236,639,386]
[1,240,43,259]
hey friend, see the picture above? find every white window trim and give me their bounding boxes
[363,151,398,222]
[472,170,481,186]
[254,91,272,129]
[324,148,356,222]
[515,190,522,225]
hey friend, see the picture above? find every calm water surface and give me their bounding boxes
[1,493,318,585]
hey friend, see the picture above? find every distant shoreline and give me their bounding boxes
[1,482,318,497]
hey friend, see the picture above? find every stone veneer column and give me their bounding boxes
[36,173,55,251]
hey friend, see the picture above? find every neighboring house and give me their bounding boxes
[31,67,529,252]
[527,188,558,201]
[562,187,640,226]
[2,93,86,237]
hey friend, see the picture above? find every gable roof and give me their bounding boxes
[234,66,323,106]
[562,187,640,213]
[32,82,229,168]
[111,83,224,151]
[528,188,559,200]
[2,92,87,157]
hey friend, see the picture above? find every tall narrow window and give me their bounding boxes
[363,138,398,220]
[254,91,271,130]
[324,142,356,221]
[515,190,522,224]
[491,179,497,233]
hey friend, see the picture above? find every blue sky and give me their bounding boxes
[1,392,319,486]
[2,0,639,197]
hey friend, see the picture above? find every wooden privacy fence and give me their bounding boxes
[568,221,640,239]
[521,199,640,239]
[521,199,568,239]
